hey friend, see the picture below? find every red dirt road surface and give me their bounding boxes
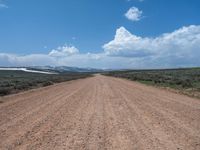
[0,75,200,150]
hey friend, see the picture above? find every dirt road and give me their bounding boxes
[0,75,200,150]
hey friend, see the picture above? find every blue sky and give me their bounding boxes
[0,0,200,69]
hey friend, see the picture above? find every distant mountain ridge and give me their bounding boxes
[27,66,103,73]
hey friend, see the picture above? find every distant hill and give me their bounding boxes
[27,66,103,73]
[0,66,103,74]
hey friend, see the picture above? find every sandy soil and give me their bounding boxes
[0,75,200,150]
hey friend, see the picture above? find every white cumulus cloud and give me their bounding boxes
[49,45,79,57]
[103,25,200,58]
[0,53,56,66]
[125,7,142,21]
[1,25,200,69]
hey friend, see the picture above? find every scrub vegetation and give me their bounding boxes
[0,70,92,96]
[103,68,200,98]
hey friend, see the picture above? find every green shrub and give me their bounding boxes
[14,83,29,90]
[42,81,53,87]
[181,80,192,88]
[0,87,12,96]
